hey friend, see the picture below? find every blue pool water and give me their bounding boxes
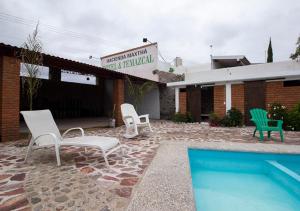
[188,149,300,211]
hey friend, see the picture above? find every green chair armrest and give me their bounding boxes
[268,119,283,128]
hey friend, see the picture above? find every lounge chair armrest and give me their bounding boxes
[62,127,85,138]
[139,114,149,122]
[34,133,60,144]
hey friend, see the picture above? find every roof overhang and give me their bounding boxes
[0,42,163,84]
[212,55,250,67]
[167,61,300,87]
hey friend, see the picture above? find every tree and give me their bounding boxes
[267,38,273,63]
[126,76,156,111]
[20,24,43,110]
[290,36,300,60]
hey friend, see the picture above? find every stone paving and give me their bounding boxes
[0,121,300,211]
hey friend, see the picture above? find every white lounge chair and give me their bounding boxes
[21,109,122,166]
[121,103,153,138]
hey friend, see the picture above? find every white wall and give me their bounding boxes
[184,60,300,85]
[139,87,160,119]
[124,82,160,119]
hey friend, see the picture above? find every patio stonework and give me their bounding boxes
[0,121,300,210]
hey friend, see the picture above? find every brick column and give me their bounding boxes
[0,56,21,141]
[214,85,226,117]
[232,84,245,114]
[179,91,187,114]
[113,79,124,126]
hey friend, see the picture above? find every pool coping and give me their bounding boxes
[127,140,300,211]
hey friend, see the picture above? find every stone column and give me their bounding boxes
[0,56,21,141]
[113,79,124,126]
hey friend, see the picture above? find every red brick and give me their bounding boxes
[266,81,300,110]
[113,79,124,126]
[179,91,186,114]
[232,84,245,114]
[0,56,21,142]
[214,85,226,117]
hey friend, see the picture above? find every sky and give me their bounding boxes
[0,0,299,67]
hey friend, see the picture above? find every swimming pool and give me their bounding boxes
[188,149,300,211]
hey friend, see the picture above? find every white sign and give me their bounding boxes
[101,43,159,81]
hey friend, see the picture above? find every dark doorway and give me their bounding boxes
[187,85,214,122]
[187,85,201,122]
[201,86,214,121]
[20,78,106,119]
[244,81,266,125]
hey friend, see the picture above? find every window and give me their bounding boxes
[283,80,300,87]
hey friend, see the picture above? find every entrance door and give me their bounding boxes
[187,85,201,122]
[201,86,214,121]
[244,81,266,125]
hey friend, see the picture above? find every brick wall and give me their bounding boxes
[0,56,20,141]
[214,85,226,117]
[231,84,245,114]
[179,91,187,114]
[266,81,300,110]
[113,79,125,126]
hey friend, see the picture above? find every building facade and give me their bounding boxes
[168,59,300,124]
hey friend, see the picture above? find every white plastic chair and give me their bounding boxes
[21,110,122,166]
[121,103,153,138]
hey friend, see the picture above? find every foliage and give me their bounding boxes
[220,108,243,127]
[290,36,300,60]
[169,67,175,73]
[267,38,273,63]
[208,112,220,126]
[20,23,43,110]
[126,76,156,110]
[172,112,194,123]
[267,102,288,127]
[286,103,300,131]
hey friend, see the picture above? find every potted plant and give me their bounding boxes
[110,104,116,128]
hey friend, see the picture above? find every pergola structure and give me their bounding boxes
[0,43,159,142]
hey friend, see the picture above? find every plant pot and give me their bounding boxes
[110,118,116,128]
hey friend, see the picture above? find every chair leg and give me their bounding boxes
[280,130,284,142]
[148,123,153,132]
[259,130,264,141]
[268,131,271,139]
[124,125,139,138]
[253,128,257,137]
[24,138,34,163]
[134,125,139,136]
[103,152,110,167]
[55,145,61,166]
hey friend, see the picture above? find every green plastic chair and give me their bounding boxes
[250,108,284,142]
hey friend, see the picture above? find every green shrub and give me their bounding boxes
[220,108,243,127]
[267,103,288,127]
[172,112,194,123]
[186,112,194,122]
[209,112,220,126]
[286,103,300,131]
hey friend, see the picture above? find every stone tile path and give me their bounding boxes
[0,121,299,210]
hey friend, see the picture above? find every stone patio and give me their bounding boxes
[0,121,300,211]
